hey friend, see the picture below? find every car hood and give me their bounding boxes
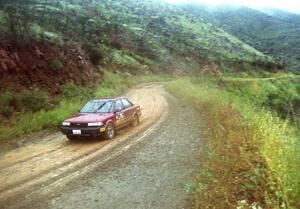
[65,113,113,123]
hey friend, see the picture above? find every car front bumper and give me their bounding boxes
[60,126,106,137]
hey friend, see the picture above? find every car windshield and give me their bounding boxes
[80,100,113,113]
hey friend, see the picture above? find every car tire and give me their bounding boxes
[132,114,139,127]
[105,122,115,140]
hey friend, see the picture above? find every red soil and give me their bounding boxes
[0,39,98,94]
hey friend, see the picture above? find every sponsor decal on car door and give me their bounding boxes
[121,98,134,124]
[115,100,126,127]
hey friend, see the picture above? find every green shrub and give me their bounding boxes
[49,58,63,71]
[62,84,95,101]
[110,50,145,72]
[101,71,133,91]
[21,88,49,112]
[43,32,63,44]
[29,24,43,40]
[10,94,23,112]
[84,45,103,66]
[0,91,14,118]
[0,91,13,106]
[0,106,13,119]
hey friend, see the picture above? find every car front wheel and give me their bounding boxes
[105,123,115,139]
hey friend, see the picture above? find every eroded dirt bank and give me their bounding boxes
[0,84,204,209]
[0,40,97,94]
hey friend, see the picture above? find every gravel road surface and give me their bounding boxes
[0,84,203,209]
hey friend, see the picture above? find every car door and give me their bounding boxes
[114,99,126,127]
[121,98,134,124]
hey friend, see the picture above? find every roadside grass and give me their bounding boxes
[166,78,300,208]
[0,71,171,141]
[218,75,300,124]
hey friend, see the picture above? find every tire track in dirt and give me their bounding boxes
[0,83,168,207]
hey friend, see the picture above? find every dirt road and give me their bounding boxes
[0,84,203,209]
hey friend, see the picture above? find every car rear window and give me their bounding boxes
[121,98,133,108]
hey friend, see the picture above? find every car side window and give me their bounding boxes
[115,100,124,112]
[121,98,133,109]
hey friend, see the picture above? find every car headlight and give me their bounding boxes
[88,122,103,126]
[62,122,71,126]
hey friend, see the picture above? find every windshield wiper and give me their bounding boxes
[94,102,106,113]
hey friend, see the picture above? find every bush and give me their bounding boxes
[0,90,13,106]
[43,32,63,44]
[21,88,49,112]
[49,58,63,71]
[0,91,14,118]
[111,50,144,72]
[62,84,95,101]
[10,95,22,111]
[84,45,103,66]
[0,105,13,119]
[29,24,43,40]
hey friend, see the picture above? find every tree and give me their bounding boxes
[0,0,37,39]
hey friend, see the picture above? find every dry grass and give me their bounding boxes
[166,78,299,209]
[194,106,278,209]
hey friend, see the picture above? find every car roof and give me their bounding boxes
[92,96,127,101]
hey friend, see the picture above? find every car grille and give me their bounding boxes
[70,123,88,128]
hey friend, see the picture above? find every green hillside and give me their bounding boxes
[181,4,300,72]
[0,0,278,74]
[260,8,300,25]
[0,2,299,208]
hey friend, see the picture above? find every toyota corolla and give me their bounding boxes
[61,97,142,140]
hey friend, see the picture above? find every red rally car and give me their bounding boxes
[61,96,142,140]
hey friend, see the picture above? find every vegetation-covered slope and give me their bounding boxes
[181,4,300,72]
[167,75,300,208]
[0,0,284,136]
[0,0,279,77]
[0,2,299,208]
[260,8,300,25]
